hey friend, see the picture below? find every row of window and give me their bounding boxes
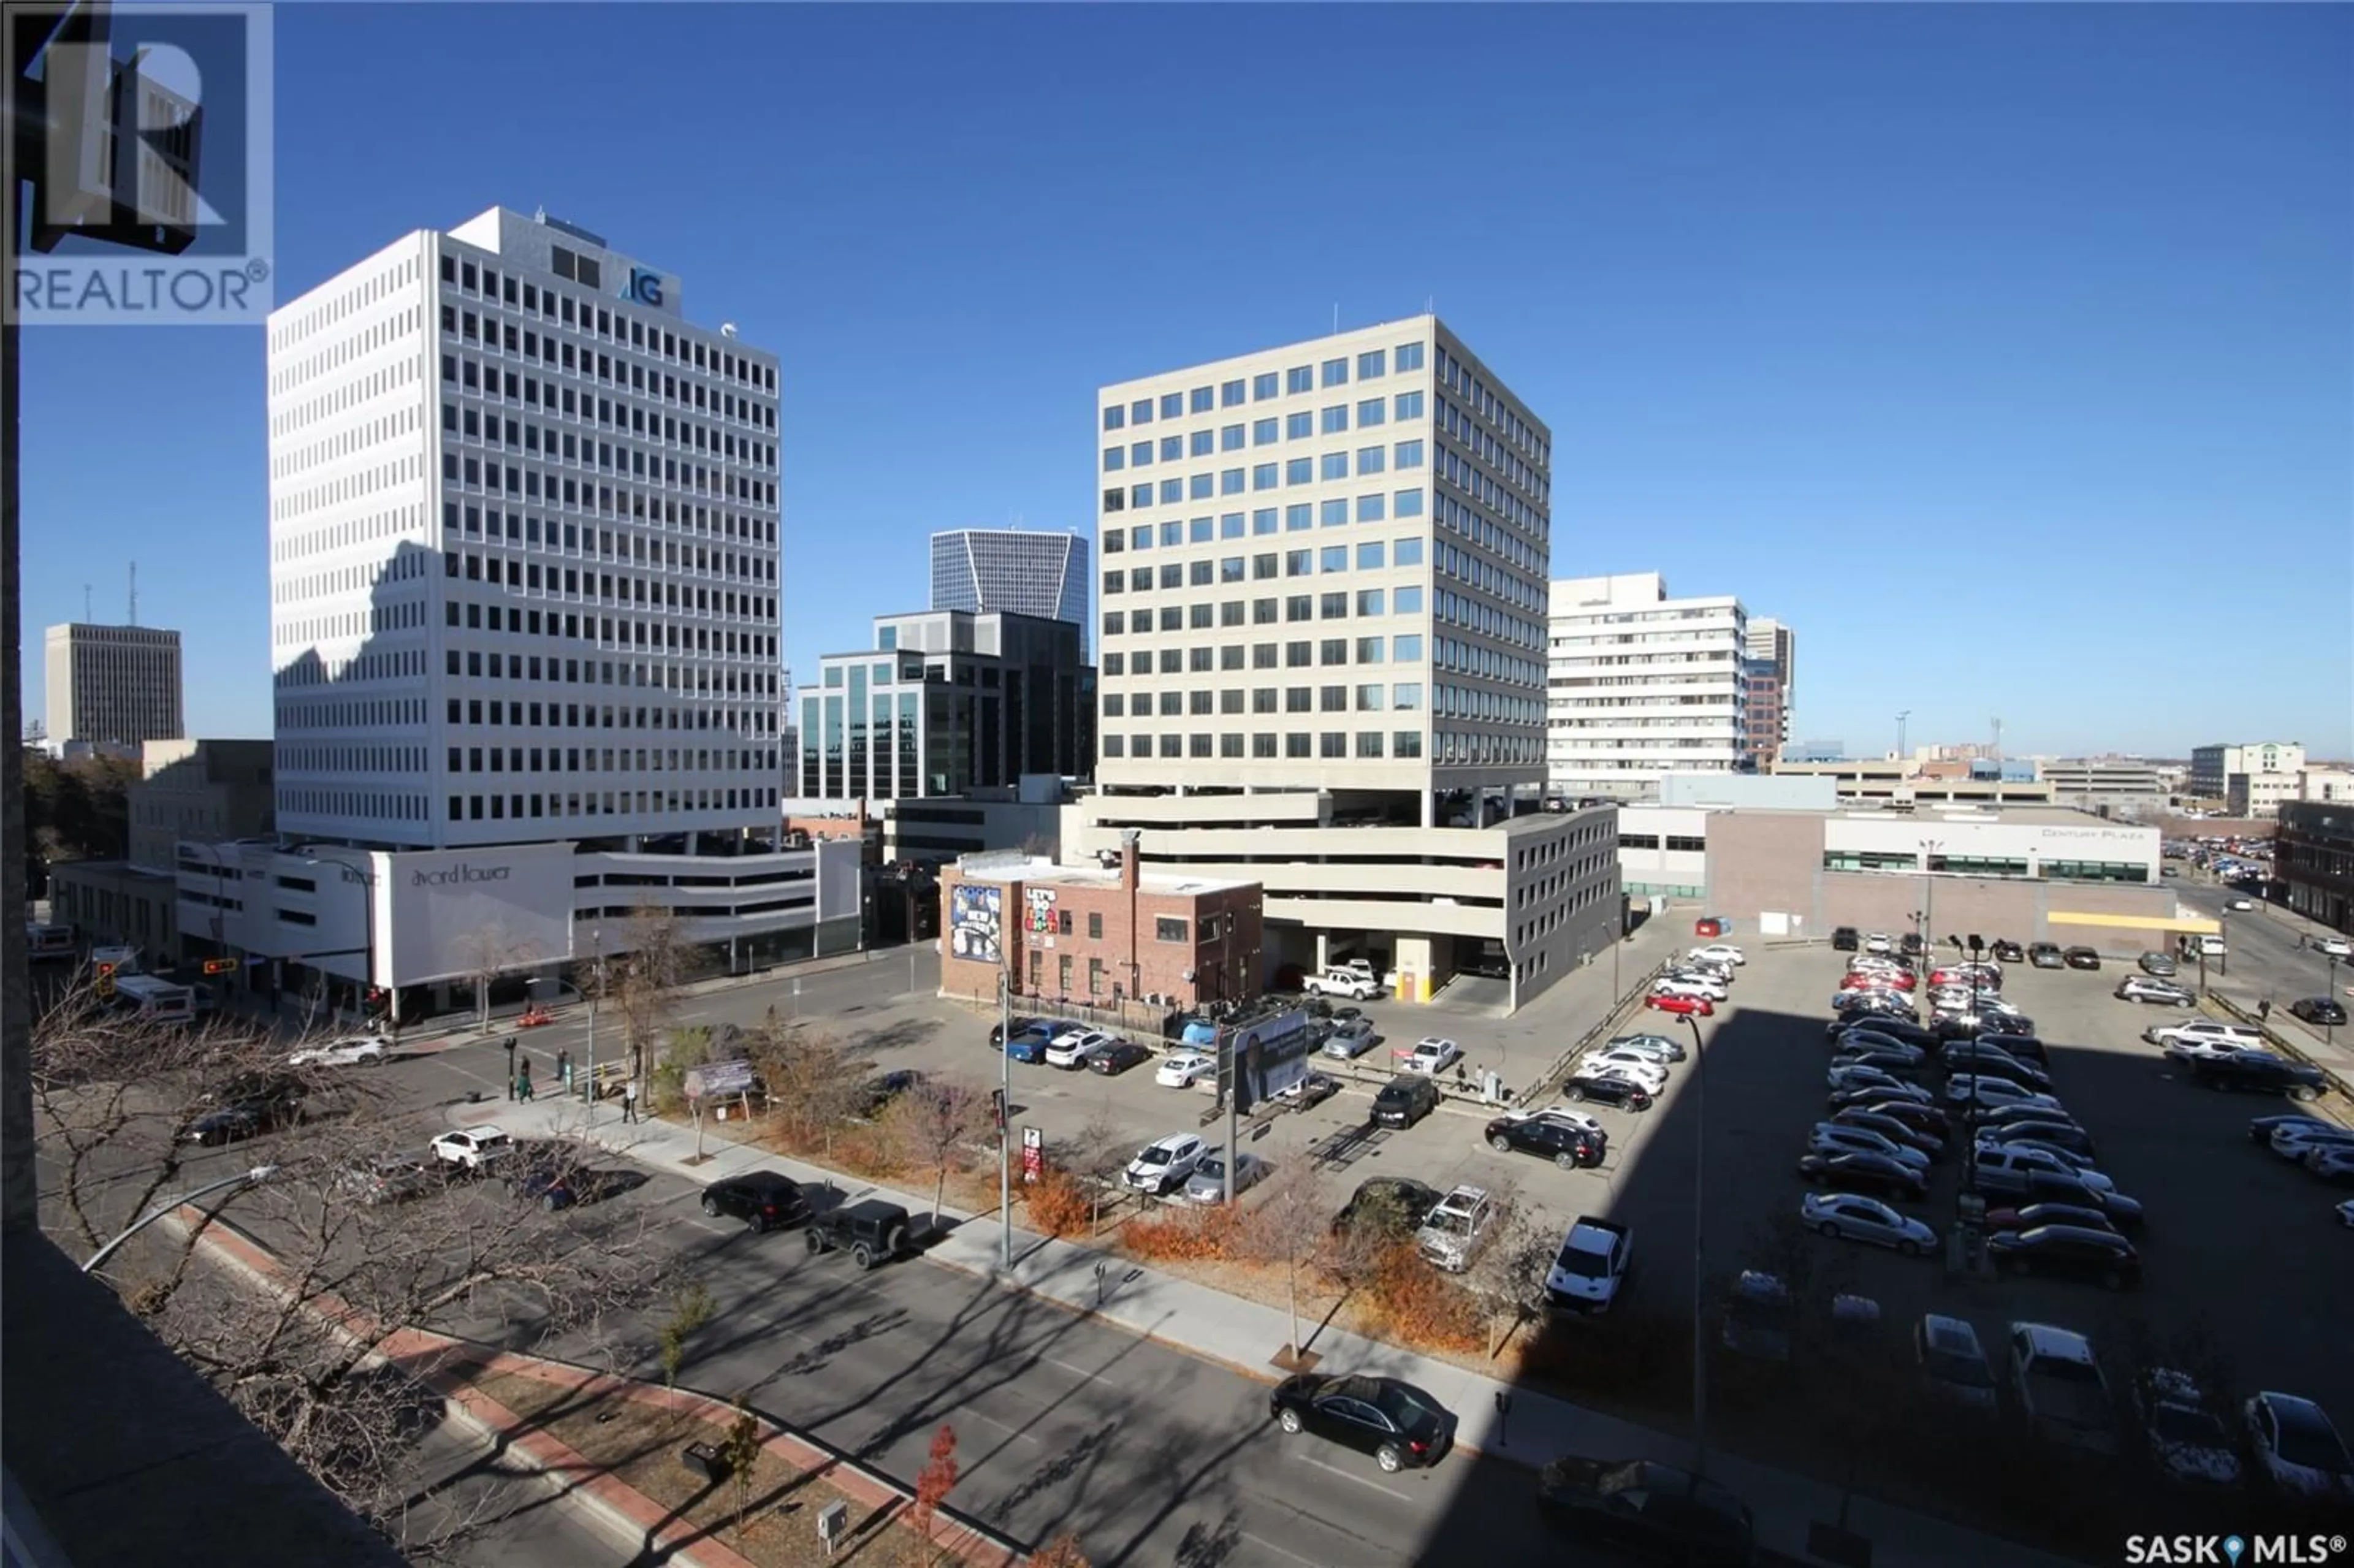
[1103,731,1425,761]
[441,785,781,824]
[1436,345,1547,468]
[438,248,777,396]
[1100,633,1425,677]
[444,743,768,777]
[1108,536,1425,592]
[438,435,770,514]
[1107,683,1426,718]
[1099,441,1425,504]
[1102,342,1427,431]
[433,345,769,449]
[435,398,764,477]
[440,513,774,581]
[1105,497,1426,552]
[431,691,776,741]
[1104,588,1427,640]
[442,547,774,622]
[1102,392,1427,468]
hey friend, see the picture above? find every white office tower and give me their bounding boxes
[1547,572,1750,802]
[1071,317,1620,1010]
[265,207,782,849]
[44,622,183,747]
[233,208,854,1014]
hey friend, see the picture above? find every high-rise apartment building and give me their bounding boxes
[1741,616,1794,766]
[1064,318,1618,1008]
[929,528,1089,631]
[1547,573,1750,802]
[44,622,183,747]
[265,205,783,849]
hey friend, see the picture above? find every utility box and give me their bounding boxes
[817,1500,850,1557]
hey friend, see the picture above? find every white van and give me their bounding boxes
[25,923,75,961]
[113,975,195,1024]
[90,943,143,975]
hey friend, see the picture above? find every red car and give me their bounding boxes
[1646,992,1714,1018]
[1847,968,1916,991]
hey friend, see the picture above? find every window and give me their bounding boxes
[1221,379,1245,407]
[1160,392,1183,419]
[1252,552,1279,580]
[1357,588,1386,616]
[1395,586,1424,614]
[1156,436,1179,463]
[1104,405,1126,431]
[1357,731,1385,757]
[1190,516,1214,543]
[1395,487,1425,517]
[1396,341,1425,372]
[1357,493,1387,522]
[1358,349,1387,379]
[1286,687,1312,712]
[1103,610,1125,636]
[1357,397,1386,428]
[1286,411,1312,440]
[1103,652,1124,676]
[1321,732,1347,757]
[1253,508,1278,535]
[1320,591,1348,618]
[1393,634,1423,661]
[1322,498,1350,526]
[1395,390,1424,419]
[1155,916,1190,943]
[1286,457,1313,486]
[1221,424,1244,452]
[1160,479,1182,503]
[1320,638,1349,665]
[1286,503,1312,531]
[1103,447,1126,471]
[1160,563,1183,589]
[1393,682,1423,709]
[1287,365,1314,394]
[1321,545,1348,572]
[1132,398,1152,424]
[1221,468,1244,495]
[1254,371,1280,401]
[1105,694,1126,717]
[1160,520,1183,546]
[1286,641,1312,666]
[1190,429,1214,458]
[1132,524,1152,550]
[1189,474,1213,500]
[1320,685,1347,711]
[1253,643,1278,668]
[1358,445,1387,475]
[1394,729,1423,758]
[1356,541,1387,569]
[1286,549,1312,576]
[1322,452,1349,481]
[1322,358,1349,387]
[1252,417,1278,446]
[1357,637,1385,664]
[1190,386,1214,413]
[1395,439,1424,469]
[1252,463,1278,490]
[1393,536,1424,566]
[1322,405,1349,435]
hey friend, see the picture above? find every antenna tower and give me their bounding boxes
[128,561,138,625]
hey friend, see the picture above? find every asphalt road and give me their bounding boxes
[403,1419,638,1568]
[2173,878,2353,1037]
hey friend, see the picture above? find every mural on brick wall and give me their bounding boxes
[949,883,1003,964]
[1025,888,1057,935]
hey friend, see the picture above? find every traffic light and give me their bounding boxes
[202,958,238,976]
[94,961,116,999]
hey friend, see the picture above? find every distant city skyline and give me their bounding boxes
[17,5,2349,755]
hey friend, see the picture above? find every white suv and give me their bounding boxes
[1415,1185,1496,1273]
[2144,1019,2266,1054]
[1122,1133,1206,1195]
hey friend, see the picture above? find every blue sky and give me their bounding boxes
[21,3,2351,759]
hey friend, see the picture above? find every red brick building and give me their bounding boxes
[939,839,1263,1012]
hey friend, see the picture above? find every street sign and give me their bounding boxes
[1020,1124,1043,1184]
[685,1060,756,1100]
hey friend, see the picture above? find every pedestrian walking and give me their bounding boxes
[557,1048,573,1092]
[2258,998,2273,1023]
[621,1079,640,1123]
[504,1036,519,1101]
[517,1060,535,1102]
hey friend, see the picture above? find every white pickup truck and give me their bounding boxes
[1303,967,1381,1000]
[1543,1216,1631,1314]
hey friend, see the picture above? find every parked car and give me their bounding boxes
[2290,997,2348,1027]
[2304,1149,2354,1186]
[1330,1177,1441,1239]
[1801,1192,1937,1256]
[1155,1051,1217,1089]
[1416,1184,1497,1272]
[1938,1047,2053,1091]
[2244,1391,2354,1502]
[1046,1029,1118,1069]
[1983,1201,2115,1236]
[1372,1075,1441,1128]
[2062,947,2101,970]
[1793,1151,1927,1202]
[1304,968,1382,1000]
[2115,976,2197,1008]
[2135,1369,2241,1487]
[288,1036,389,1068]
[1085,1040,1154,1076]
[428,1126,513,1173]
[1269,1373,1454,1473]
[1981,1120,2099,1160]
[1830,1048,1927,1079]
[1560,1073,1655,1111]
[1946,1076,2064,1116]
[1656,973,1728,1002]
[2189,1054,2327,1100]
[1991,940,2026,964]
[1274,1070,1341,1109]
[1845,1098,1951,1139]
[1485,1109,1606,1170]
[2027,943,2065,970]
[1832,926,1860,952]
[2009,1322,2117,1454]
[1828,1064,1916,1098]
[1535,1458,1755,1567]
[1321,1019,1380,1059]
[1001,1029,1052,1065]
[2269,1123,2354,1162]
[1830,1017,1941,1051]
[1913,1314,1997,1410]
[1827,1081,1935,1114]
[804,1198,914,1270]
[2251,1113,2340,1146]
[1973,1143,2113,1193]
[1123,1133,1208,1194]
[1807,1124,1930,1171]
[1987,1225,2140,1288]
[700,1170,813,1233]
[1544,1216,1632,1314]
[1974,1032,2051,1066]
[1722,1270,1794,1361]
[2138,951,2179,976]
[1832,1107,1945,1159]
[2147,1018,2266,1051]
[1603,1032,1686,1064]
[1864,932,1894,955]
[1689,943,1746,968]
[1183,1148,1269,1204]
[1397,1037,1463,1075]
[1579,1049,1669,1091]
[1644,992,1714,1018]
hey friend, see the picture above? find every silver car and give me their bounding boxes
[1183,1149,1268,1204]
[1802,1191,1938,1255]
[1603,1032,1686,1064]
[1321,1019,1379,1059]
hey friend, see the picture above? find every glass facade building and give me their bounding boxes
[929,529,1089,637]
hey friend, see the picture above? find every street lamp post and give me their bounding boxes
[999,964,1013,1271]
[83,1165,279,1274]
[1951,933,1987,1273]
[2328,954,2342,1049]
[534,972,601,1122]
[1680,1013,1708,1476]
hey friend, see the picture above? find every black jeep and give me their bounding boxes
[804,1198,915,1270]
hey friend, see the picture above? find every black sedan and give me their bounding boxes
[1827,1083,1935,1114]
[1837,1017,1943,1051]
[857,1070,928,1117]
[1848,1098,1953,1139]
[1794,1151,1928,1201]
[1830,1049,1925,1080]
[1084,1040,1155,1076]
[1938,1048,2054,1092]
[2002,1170,2144,1231]
[1537,1457,1755,1568]
[701,1171,813,1233]
[1992,940,2026,964]
[1980,1119,2098,1160]
[1560,1073,1655,1111]
[2290,997,2348,1027]
[2190,1054,2327,1101]
[1986,1224,2140,1288]
[987,1017,1038,1048]
[1832,1108,1946,1159]
[1485,1111,1606,1170]
[1270,1373,1454,1473]
[1330,1177,1443,1239]
[1935,1011,2039,1042]
[2062,947,2102,971]
[1983,1201,2117,1236]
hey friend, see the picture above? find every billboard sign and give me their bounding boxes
[1025,887,1056,934]
[381,842,573,987]
[685,1059,756,1101]
[948,883,1004,964]
[1225,1009,1312,1115]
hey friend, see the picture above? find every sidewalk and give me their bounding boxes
[468,1094,2087,1568]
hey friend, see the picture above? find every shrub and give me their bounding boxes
[1024,1167,1091,1238]
[1116,1203,1251,1262]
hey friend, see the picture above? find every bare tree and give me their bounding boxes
[31,983,666,1559]
[747,1021,872,1159]
[452,923,534,1034]
[604,904,688,1084]
[1243,1159,1330,1366]
[883,1081,989,1235]
[1464,1187,1556,1357]
[1064,1102,1133,1238]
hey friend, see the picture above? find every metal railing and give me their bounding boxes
[1517,956,1673,1108]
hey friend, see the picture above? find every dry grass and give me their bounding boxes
[475,1371,918,1567]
